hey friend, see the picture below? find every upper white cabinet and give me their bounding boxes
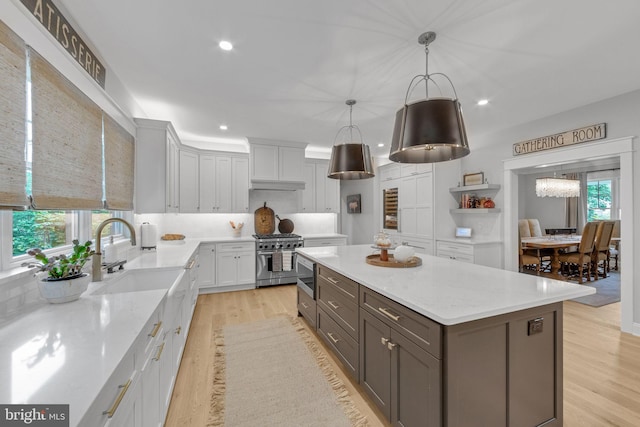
[135,118,181,213]
[248,138,307,189]
[232,157,249,212]
[379,163,401,182]
[199,154,239,213]
[179,149,199,213]
[301,160,340,213]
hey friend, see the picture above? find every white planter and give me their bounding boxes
[37,273,91,303]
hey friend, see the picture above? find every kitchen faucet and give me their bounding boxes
[92,218,137,282]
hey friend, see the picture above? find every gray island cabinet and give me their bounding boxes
[296,245,594,427]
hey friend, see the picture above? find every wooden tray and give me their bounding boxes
[366,254,422,268]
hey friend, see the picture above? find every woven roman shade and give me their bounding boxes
[0,20,27,208]
[29,47,103,210]
[104,113,135,210]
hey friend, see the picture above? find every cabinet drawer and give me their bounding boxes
[217,242,253,252]
[297,287,316,329]
[317,308,358,380]
[436,241,473,255]
[317,280,358,340]
[360,287,442,359]
[437,251,474,264]
[316,265,358,301]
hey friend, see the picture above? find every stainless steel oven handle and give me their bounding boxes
[257,250,275,256]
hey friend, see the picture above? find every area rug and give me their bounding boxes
[207,316,369,426]
[571,271,620,307]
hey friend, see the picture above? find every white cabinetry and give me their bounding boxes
[303,236,347,247]
[179,149,199,213]
[436,240,503,268]
[301,160,340,213]
[199,154,234,212]
[248,139,307,188]
[232,157,249,212]
[197,243,216,289]
[216,242,255,288]
[379,163,401,182]
[135,118,181,213]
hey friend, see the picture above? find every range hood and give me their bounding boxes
[250,180,305,191]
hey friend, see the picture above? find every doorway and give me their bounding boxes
[503,136,634,333]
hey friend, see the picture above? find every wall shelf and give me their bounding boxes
[449,183,501,193]
[450,208,501,214]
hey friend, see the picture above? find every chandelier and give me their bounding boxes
[389,31,470,163]
[328,99,375,180]
[535,177,580,198]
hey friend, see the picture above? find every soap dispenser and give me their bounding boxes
[103,235,116,264]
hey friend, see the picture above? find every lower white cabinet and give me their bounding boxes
[436,240,503,268]
[197,243,217,289]
[303,236,347,247]
[216,242,255,287]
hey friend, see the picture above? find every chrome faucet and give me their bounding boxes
[92,218,137,282]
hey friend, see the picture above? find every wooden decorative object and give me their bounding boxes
[366,254,422,268]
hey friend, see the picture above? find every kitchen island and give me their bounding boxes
[296,245,594,427]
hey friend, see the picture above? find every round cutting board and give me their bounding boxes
[254,202,275,235]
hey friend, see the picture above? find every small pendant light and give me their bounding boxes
[389,31,470,163]
[328,99,375,180]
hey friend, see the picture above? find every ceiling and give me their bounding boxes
[59,0,640,156]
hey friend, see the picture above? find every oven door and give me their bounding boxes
[256,250,299,287]
[296,255,315,298]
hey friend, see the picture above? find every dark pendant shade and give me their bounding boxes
[328,143,375,179]
[389,98,470,163]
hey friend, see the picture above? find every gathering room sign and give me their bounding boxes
[19,0,106,88]
[512,123,606,156]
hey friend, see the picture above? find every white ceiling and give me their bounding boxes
[60,0,640,156]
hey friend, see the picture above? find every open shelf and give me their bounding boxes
[450,208,501,214]
[449,183,501,193]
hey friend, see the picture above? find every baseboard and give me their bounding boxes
[632,322,640,337]
[199,283,256,294]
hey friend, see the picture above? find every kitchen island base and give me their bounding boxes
[298,265,563,427]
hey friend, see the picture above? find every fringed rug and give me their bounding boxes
[207,316,369,426]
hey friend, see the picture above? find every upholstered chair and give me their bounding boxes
[592,220,616,279]
[558,221,599,284]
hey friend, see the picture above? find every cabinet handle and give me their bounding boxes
[327,332,340,344]
[187,259,196,269]
[325,277,339,285]
[381,337,389,346]
[175,326,182,335]
[378,307,400,322]
[301,302,309,309]
[149,321,162,337]
[103,378,132,418]
[327,300,340,310]
[397,208,402,232]
[387,341,397,351]
[154,342,165,361]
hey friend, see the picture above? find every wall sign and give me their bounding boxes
[20,0,106,88]
[512,123,606,156]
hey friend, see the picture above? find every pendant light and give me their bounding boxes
[536,175,580,198]
[328,99,375,180]
[389,31,470,163]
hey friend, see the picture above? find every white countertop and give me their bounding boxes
[0,289,166,425]
[436,237,502,245]
[297,245,595,325]
[303,234,348,240]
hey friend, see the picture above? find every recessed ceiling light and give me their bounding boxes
[219,41,233,51]
[477,99,489,106]
[219,125,228,130]
[378,143,384,147]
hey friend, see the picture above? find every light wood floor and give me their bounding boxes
[165,285,640,427]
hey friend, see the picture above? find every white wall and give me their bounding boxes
[465,89,640,334]
[340,179,375,244]
[519,173,566,230]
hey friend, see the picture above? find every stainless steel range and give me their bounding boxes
[254,233,304,287]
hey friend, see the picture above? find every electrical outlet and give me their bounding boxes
[528,317,544,335]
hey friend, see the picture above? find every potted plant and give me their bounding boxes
[23,240,95,303]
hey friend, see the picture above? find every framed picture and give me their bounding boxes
[346,194,361,214]
[463,172,484,186]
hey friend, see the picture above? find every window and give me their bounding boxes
[12,210,76,257]
[587,179,612,221]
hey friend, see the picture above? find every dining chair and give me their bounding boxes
[592,220,616,279]
[519,232,541,274]
[558,221,599,284]
[519,218,552,270]
[609,219,620,271]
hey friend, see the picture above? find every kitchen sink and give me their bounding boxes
[89,268,184,295]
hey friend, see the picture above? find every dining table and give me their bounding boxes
[521,235,582,275]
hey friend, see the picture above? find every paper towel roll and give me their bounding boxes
[141,222,157,249]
